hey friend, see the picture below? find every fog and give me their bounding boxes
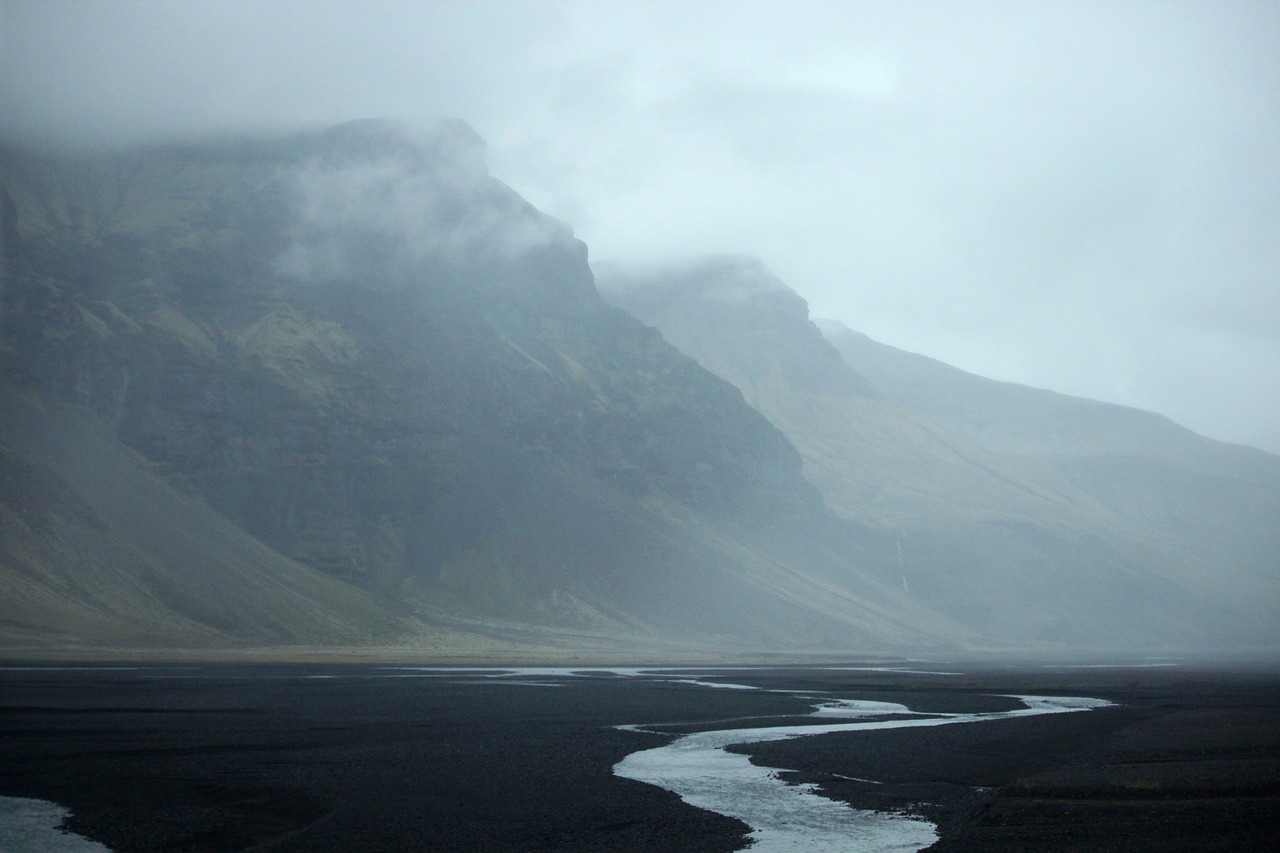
[278,121,572,283]
[3,0,1277,452]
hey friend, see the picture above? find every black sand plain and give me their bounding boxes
[1,661,1277,851]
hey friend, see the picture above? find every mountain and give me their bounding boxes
[0,122,957,656]
[820,320,1280,628]
[597,256,1279,649]
[7,123,1270,658]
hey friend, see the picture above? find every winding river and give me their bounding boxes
[1,665,1112,852]
[613,683,1111,852]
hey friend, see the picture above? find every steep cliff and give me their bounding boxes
[0,123,955,653]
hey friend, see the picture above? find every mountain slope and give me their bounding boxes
[821,320,1280,616]
[0,123,961,654]
[598,256,1276,648]
[0,381,408,648]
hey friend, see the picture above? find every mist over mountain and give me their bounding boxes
[598,256,1279,649]
[1,121,961,656]
[1,121,1273,659]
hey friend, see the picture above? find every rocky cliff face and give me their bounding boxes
[1,123,951,652]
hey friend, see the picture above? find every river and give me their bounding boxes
[612,675,1111,852]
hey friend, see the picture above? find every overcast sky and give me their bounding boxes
[3,0,1278,452]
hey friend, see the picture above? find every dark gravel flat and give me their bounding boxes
[1,663,1276,851]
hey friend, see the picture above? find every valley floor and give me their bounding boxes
[0,662,1275,851]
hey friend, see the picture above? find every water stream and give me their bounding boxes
[1,665,1112,852]
[0,796,111,853]
[614,691,1112,852]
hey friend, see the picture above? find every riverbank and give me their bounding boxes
[0,663,1275,851]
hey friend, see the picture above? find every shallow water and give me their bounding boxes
[614,690,1111,853]
[0,796,111,853]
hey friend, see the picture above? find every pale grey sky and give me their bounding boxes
[3,0,1277,451]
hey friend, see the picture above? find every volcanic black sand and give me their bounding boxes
[1,661,1277,851]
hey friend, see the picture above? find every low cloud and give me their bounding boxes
[3,0,1277,451]
[596,255,791,304]
[276,122,573,284]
